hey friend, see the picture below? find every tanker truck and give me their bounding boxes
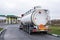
[19,6,50,34]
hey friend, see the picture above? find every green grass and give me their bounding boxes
[0,28,3,31]
[49,25,60,35]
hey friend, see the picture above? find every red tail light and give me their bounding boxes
[32,28,36,32]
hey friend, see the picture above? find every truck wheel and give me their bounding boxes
[20,28,22,30]
[19,25,23,30]
[28,30,32,35]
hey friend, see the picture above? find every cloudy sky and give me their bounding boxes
[0,0,60,19]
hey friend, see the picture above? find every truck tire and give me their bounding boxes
[28,29,32,35]
[19,25,23,30]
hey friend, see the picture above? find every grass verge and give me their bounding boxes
[49,25,60,35]
[0,28,3,31]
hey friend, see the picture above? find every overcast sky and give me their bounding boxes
[0,0,60,19]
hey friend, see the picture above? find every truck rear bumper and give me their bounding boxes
[32,29,48,32]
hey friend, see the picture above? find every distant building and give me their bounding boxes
[50,19,60,25]
[6,15,20,24]
[0,15,6,24]
[0,15,20,24]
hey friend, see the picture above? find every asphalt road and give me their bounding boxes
[0,24,60,40]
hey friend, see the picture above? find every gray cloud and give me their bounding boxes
[0,0,60,19]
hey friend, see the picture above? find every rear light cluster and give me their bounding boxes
[32,28,37,32]
[44,25,49,30]
[44,25,48,27]
[45,25,48,28]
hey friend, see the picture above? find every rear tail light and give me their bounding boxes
[45,26,48,28]
[32,28,36,32]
